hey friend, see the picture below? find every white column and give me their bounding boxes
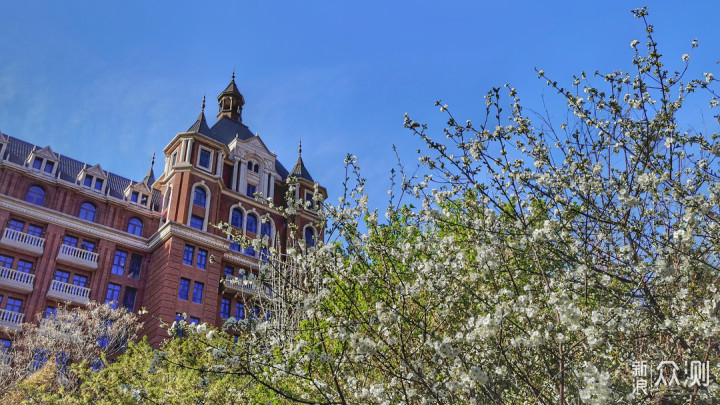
[185,139,194,163]
[238,160,247,194]
[179,140,187,163]
[269,176,275,200]
[215,152,224,177]
[231,160,238,190]
[258,166,266,197]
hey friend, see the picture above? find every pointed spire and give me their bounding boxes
[143,152,156,185]
[217,72,244,122]
[290,139,314,182]
[187,95,211,134]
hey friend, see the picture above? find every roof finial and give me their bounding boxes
[298,139,302,157]
[201,94,206,113]
[150,152,155,169]
[232,68,235,82]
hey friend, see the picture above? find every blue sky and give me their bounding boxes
[1,1,719,212]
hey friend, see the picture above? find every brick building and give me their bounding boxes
[0,76,325,346]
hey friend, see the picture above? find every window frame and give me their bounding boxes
[196,145,214,172]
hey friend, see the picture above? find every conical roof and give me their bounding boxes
[187,96,211,135]
[290,141,314,182]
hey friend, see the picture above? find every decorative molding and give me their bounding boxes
[0,195,149,250]
[1,160,161,216]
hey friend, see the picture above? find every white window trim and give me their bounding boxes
[303,224,318,248]
[196,145,214,172]
[188,182,210,231]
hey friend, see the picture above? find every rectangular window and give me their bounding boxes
[190,215,204,230]
[0,254,12,269]
[192,282,204,303]
[81,240,96,252]
[63,235,78,247]
[54,270,70,283]
[122,287,137,312]
[131,192,139,203]
[27,225,42,237]
[224,265,234,276]
[44,306,57,319]
[141,194,148,205]
[235,302,244,319]
[198,148,211,169]
[105,283,121,309]
[94,179,104,191]
[196,249,207,270]
[44,161,54,174]
[189,316,200,325]
[0,338,10,354]
[111,250,127,276]
[72,274,88,288]
[8,219,23,231]
[246,184,257,197]
[5,297,22,313]
[16,260,32,273]
[174,313,185,337]
[128,254,143,279]
[178,278,190,300]
[83,176,93,187]
[183,245,194,266]
[32,158,43,170]
[171,152,177,167]
[220,298,230,318]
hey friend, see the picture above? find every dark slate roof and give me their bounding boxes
[290,156,314,182]
[3,135,162,211]
[187,111,210,136]
[207,116,255,145]
[221,79,241,96]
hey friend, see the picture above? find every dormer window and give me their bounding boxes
[27,146,60,176]
[32,158,54,174]
[196,146,213,171]
[78,164,108,194]
[83,175,104,191]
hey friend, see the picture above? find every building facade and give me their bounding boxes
[0,77,325,346]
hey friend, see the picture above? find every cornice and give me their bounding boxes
[0,194,149,250]
[1,161,161,218]
[148,222,260,268]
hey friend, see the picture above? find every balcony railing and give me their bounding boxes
[46,280,90,304]
[223,275,273,297]
[0,308,24,331]
[56,244,99,270]
[0,228,45,255]
[0,266,35,292]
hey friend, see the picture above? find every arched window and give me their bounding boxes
[78,202,96,222]
[246,161,252,170]
[193,187,206,207]
[261,221,272,237]
[305,227,316,247]
[127,218,143,236]
[231,208,243,228]
[246,214,258,234]
[253,164,259,173]
[26,186,45,206]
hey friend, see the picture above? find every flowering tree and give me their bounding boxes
[58,7,720,404]
[0,302,140,401]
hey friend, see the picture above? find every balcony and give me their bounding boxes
[0,228,45,255]
[0,308,24,331]
[56,244,99,270]
[0,266,35,293]
[46,280,90,305]
[223,275,273,298]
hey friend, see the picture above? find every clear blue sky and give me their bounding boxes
[1,1,719,211]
